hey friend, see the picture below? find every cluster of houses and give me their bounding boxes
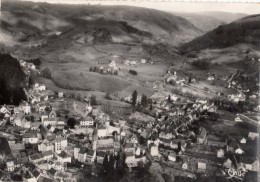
[121,88,259,179]
[0,60,258,181]
[124,58,147,66]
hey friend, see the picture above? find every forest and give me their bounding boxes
[0,53,27,105]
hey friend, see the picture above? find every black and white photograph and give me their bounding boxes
[0,0,259,181]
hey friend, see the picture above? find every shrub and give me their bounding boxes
[129,70,137,75]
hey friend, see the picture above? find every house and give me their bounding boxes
[197,160,206,172]
[57,151,71,164]
[160,138,171,147]
[197,127,207,144]
[170,141,178,149]
[20,101,31,115]
[159,131,166,139]
[239,137,247,144]
[248,132,259,140]
[30,122,41,131]
[8,141,25,151]
[23,132,39,144]
[235,146,244,155]
[125,151,135,163]
[58,92,63,98]
[165,132,173,140]
[43,118,58,127]
[207,140,226,147]
[55,137,67,154]
[96,151,107,164]
[217,148,225,158]
[22,162,41,181]
[124,143,135,153]
[207,76,215,81]
[235,116,243,122]
[223,158,232,169]
[43,150,53,161]
[97,127,107,138]
[6,160,15,171]
[149,143,159,157]
[97,138,114,148]
[242,158,259,172]
[86,150,96,163]
[80,116,94,127]
[38,140,54,152]
[78,147,88,163]
[13,107,21,115]
[38,84,46,91]
[29,154,44,164]
[168,152,176,162]
[182,162,188,170]
[13,113,26,127]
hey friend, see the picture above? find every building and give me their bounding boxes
[217,148,225,158]
[80,116,94,127]
[223,158,232,169]
[20,101,31,115]
[125,151,135,163]
[23,133,39,144]
[239,137,247,144]
[235,147,244,155]
[197,127,207,144]
[58,92,63,98]
[43,117,58,127]
[57,151,71,163]
[55,137,67,154]
[149,143,159,157]
[242,158,259,172]
[235,116,243,122]
[38,140,54,152]
[96,151,107,164]
[6,161,15,171]
[78,147,88,163]
[43,150,54,161]
[13,113,26,127]
[124,143,135,153]
[197,160,207,172]
[86,150,96,163]
[97,127,107,138]
[168,152,176,162]
[97,138,114,148]
[248,132,259,140]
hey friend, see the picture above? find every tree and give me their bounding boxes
[131,90,138,106]
[104,93,112,100]
[167,94,171,103]
[188,75,192,83]
[28,74,36,87]
[150,103,153,110]
[141,94,148,107]
[67,117,77,129]
[41,67,52,79]
[90,95,97,105]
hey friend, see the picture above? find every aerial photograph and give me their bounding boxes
[0,0,259,181]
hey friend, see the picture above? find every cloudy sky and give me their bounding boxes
[10,0,260,14]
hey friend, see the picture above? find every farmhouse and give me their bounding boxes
[248,132,259,140]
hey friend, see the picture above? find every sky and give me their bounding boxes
[10,0,260,14]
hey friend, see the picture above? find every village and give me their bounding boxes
[0,57,258,182]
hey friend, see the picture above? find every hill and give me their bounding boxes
[1,0,202,48]
[180,14,260,52]
[175,12,247,32]
[0,53,27,105]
